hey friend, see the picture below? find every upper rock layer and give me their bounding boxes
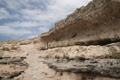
[39,0,120,49]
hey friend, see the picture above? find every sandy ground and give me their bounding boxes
[16,44,56,80]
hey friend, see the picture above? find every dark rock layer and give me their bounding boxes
[0,57,28,79]
[43,58,120,78]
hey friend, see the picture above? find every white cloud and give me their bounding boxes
[0,8,11,20]
[0,26,32,35]
[4,21,40,27]
[39,26,49,33]
[27,34,38,38]
[3,21,51,28]
[0,8,21,20]
[1,0,92,22]
[1,0,92,21]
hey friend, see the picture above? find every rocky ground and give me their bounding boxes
[0,39,39,80]
[0,39,120,80]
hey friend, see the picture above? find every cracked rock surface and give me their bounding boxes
[39,0,120,50]
[0,57,28,79]
[43,58,120,78]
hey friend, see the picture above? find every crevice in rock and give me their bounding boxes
[43,58,120,78]
[8,71,24,79]
[0,57,28,66]
[75,38,120,46]
[0,57,28,80]
[0,71,24,80]
[0,57,3,60]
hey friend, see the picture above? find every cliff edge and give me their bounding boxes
[40,0,120,49]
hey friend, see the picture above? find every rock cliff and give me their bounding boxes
[39,0,120,79]
[40,0,120,49]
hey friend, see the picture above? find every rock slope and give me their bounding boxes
[40,0,120,49]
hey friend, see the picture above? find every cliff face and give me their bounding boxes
[40,0,120,49]
[38,0,120,79]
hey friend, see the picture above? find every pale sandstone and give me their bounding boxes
[39,0,120,49]
[0,57,28,79]
[39,44,120,59]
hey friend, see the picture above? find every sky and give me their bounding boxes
[0,0,92,41]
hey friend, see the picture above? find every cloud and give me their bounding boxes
[5,0,22,10]
[27,34,38,38]
[0,26,32,35]
[3,21,52,29]
[4,0,47,10]
[39,26,49,33]
[0,0,92,22]
[0,8,11,20]
[4,21,40,27]
[20,0,92,22]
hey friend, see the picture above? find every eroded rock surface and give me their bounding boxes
[0,57,28,79]
[0,39,38,80]
[39,42,120,59]
[37,0,120,79]
[18,51,120,80]
[39,0,120,49]
[43,58,120,78]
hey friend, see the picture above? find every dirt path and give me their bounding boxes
[19,44,56,80]
[15,44,81,80]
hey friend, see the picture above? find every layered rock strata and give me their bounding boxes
[40,42,120,79]
[39,42,120,59]
[0,38,39,80]
[39,0,120,79]
[0,57,28,79]
[39,0,120,49]
[43,58,120,78]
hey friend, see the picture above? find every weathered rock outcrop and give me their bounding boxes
[39,0,120,49]
[39,42,120,59]
[40,42,120,79]
[38,0,120,79]
[0,57,28,79]
[43,58,120,78]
